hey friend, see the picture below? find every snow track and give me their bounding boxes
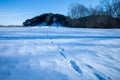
[0,27,120,80]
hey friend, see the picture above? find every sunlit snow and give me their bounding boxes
[0,26,120,80]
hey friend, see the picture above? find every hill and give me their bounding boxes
[23,13,120,28]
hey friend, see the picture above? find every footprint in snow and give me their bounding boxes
[85,64,94,69]
[86,64,111,80]
[70,60,83,75]
[50,40,53,44]
[57,44,67,59]
[94,72,106,80]
[60,51,67,59]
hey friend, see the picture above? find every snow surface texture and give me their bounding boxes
[0,26,120,80]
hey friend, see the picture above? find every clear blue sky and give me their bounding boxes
[0,0,100,25]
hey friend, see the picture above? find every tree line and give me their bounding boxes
[68,0,120,19]
[23,0,120,28]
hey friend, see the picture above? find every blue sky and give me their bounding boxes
[0,0,100,25]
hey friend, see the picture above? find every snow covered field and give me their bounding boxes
[0,26,120,80]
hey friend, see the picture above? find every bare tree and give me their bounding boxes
[100,0,114,16]
[89,6,98,16]
[68,0,120,18]
[100,0,120,18]
[68,3,88,19]
[112,0,120,18]
[68,3,78,19]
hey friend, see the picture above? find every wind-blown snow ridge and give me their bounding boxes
[0,27,120,80]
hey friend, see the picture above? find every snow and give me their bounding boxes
[0,26,120,80]
[37,22,61,28]
[38,22,47,26]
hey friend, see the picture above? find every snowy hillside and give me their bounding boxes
[0,26,120,80]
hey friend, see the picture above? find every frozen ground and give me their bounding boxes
[0,26,120,80]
